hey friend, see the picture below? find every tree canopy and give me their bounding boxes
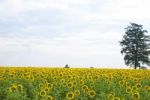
[120,23,150,69]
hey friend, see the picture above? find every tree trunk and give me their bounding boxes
[134,55,138,69]
[134,45,138,69]
[134,64,137,69]
[134,54,137,69]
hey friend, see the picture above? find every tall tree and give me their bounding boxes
[120,23,150,69]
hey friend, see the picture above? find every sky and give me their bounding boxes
[0,0,150,68]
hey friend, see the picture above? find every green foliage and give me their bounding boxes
[64,64,69,68]
[0,67,150,100]
[120,22,150,69]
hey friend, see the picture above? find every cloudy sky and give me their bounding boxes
[0,0,150,68]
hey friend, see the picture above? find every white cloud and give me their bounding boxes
[0,29,124,67]
[0,0,149,68]
[1,0,150,20]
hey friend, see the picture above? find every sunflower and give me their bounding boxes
[74,90,80,96]
[84,88,89,93]
[9,74,15,78]
[73,81,77,86]
[126,87,132,93]
[66,92,74,100]
[118,80,125,87]
[67,82,74,88]
[88,90,96,98]
[17,84,23,92]
[133,78,139,83]
[60,79,65,84]
[80,80,84,85]
[23,73,27,77]
[144,86,150,91]
[47,95,53,100]
[46,83,53,89]
[132,92,140,99]
[125,82,130,87]
[9,85,17,92]
[39,83,44,88]
[107,93,114,100]
[40,90,47,97]
[113,97,121,100]
[45,87,50,92]
[132,86,138,92]
[135,83,142,89]
[25,75,31,80]
[82,85,88,90]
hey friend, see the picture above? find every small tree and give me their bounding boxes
[64,64,69,68]
[90,66,94,68]
[120,23,150,69]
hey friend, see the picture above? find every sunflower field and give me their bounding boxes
[0,67,150,100]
